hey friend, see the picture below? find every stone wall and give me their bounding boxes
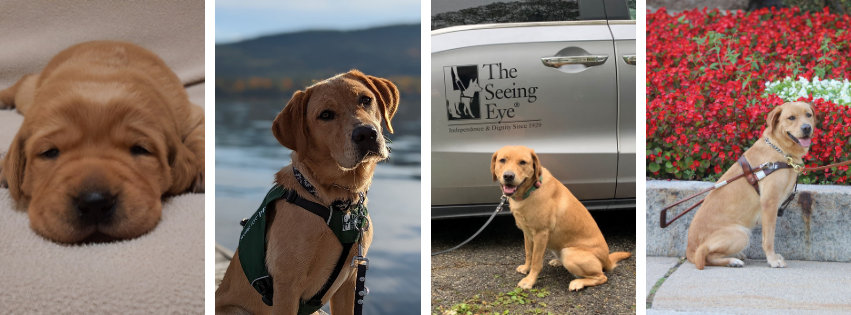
[646,180,851,262]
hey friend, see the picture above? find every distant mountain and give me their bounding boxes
[216,24,420,83]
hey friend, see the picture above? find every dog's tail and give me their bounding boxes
[604,252,632,271]
[693,243,710,270]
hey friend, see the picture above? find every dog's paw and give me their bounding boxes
[568,280,585,291]
[190,172,205,193]
[517,277,536,290]
[548,259,562,267]
[767,254,787,268]
[732,252,747,260]
[727,258,744,268]
[516,265,530,275]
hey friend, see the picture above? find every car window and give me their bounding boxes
[627,0,636,20]
[431,0,581,31]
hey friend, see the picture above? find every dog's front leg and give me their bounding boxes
[517,231,548,289]
[271,281,302,315]
[516,232,534,275]
[329,270,357,315]
[760,193,786,268]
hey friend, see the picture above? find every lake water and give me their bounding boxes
[216,100,421,314]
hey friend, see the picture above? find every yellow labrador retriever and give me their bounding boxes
[492,146,631,291]
[687,101,816,269]
[216,70,399,314]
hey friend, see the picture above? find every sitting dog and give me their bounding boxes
[215,70,399,314]
[687,101,816,269]
[492,145,631,291]
[0,41,205,243]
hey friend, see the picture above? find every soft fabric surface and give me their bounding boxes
[0,1,204,313]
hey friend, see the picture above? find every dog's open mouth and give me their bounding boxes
[502,185,518,195]
[788,132,812,147]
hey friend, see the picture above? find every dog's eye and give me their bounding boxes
[40,148,60,159]
[519,161,527,165]
[788,116,795,121]
[318,110,335,121]
[806,113,812,118]
[360,96,372,106]
[130,145,150,155]
[499,158,506,163]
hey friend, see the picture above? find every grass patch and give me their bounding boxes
[646,257,686,309]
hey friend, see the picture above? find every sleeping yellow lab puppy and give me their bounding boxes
[492,145,631,291]
[0,41,205,243]
[216,70,399,314]
[687,101,816,269]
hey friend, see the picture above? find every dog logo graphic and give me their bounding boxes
[444,65,482,120]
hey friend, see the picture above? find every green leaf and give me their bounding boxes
[649,162,661,172]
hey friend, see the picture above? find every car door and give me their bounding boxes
[611,1,637,199]
[431,0,622,212]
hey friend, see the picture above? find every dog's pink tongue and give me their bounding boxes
[799,138,811,147]
[502,185,517,194]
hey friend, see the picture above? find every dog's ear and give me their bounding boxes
[530,149,542,180]
[349,70,400,133]
[2,134,27,201]
[273,90,312,157]
[765,105,784,133]
[491,151,499,182]
[165,135,198,195]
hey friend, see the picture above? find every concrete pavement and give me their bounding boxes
[647,256,851,314]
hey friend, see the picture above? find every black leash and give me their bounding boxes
[431,195,508,256]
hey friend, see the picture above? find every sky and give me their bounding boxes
[216,0,421,44]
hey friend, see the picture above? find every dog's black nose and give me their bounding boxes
[352,125,380,156]
[802,124,812,136]
[76,191,116,223]
[503,172,515,182]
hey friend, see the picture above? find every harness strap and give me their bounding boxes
[660,159,795,228]
[297,243,354,315]
[738,156,761,194]
[283,189,332,225]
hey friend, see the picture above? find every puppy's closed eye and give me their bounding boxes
[40,148,60,159]
[130,145,151,155]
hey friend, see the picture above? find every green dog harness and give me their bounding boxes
[238,176,368,315]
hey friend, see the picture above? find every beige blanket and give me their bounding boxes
[0,1,204,313]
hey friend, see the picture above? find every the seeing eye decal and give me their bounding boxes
[318,110,335,121]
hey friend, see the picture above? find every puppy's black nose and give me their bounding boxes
[76,191,116,223]
[352,125,379,156]
[802,124,812,136]
[503,172,515,182]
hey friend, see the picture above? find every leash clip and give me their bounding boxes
[351,220,369,269]
[786,156,803,173]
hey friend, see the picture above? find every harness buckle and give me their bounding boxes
[351,256,369,269]
[284,189,298,203]
[786,156,803,173]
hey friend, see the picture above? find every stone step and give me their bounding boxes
[646,180,851,262]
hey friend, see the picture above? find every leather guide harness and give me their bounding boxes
[660,138,851,229]
[237,167,369,315]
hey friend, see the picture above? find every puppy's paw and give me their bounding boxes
[517,277,536,290]
[727,258,744,268]
[568,280,585,291]
[190,172,205,193]
[732,252,747,260]
[767,254,787,268]
[516,265,530,275]
[548,259,562,267]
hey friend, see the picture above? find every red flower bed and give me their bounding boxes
[647,7,851,184]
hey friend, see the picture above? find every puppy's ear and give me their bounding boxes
[166,136,198,195]
[272,89,312,156]
[765,105,783,133]
[2,134,27,201]
[491,151,499,182]
[530,149,542,180]
[349,70,400,133]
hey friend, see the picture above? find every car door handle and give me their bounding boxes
[541,55,608,68]
[622,54,636,65]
